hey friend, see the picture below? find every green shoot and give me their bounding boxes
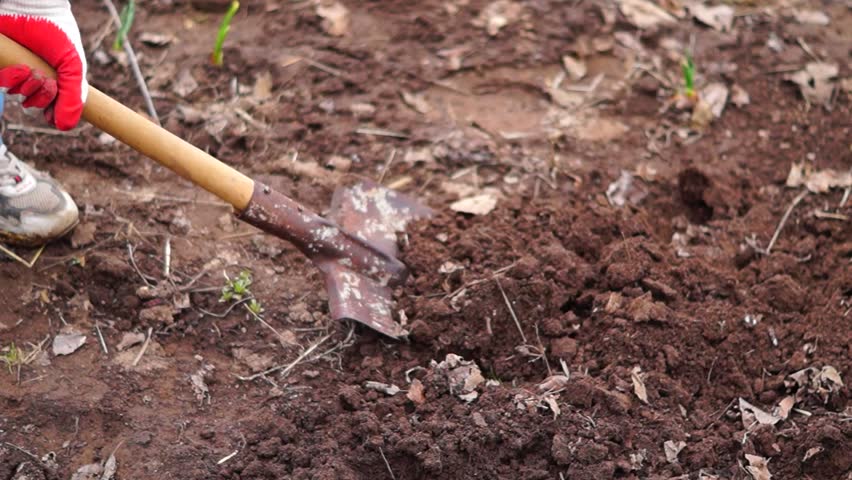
[247,299,264,316]
[1,343,22,374]
[220,269,253,302]
[682,52,696,99]
[113,0,137,51]
[211,1,241,66]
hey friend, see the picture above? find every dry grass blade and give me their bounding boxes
[495,278,527,344]
[236,334,331,381]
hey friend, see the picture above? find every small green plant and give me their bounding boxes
[211,1,240,66]
[247,298,264,315]
[220,269,253,302]
[113,0,136,51]
[681,52,696,100]
[1,343,22,374]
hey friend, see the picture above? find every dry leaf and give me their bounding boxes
[431,354,485,402]
[316,1,350,37]
[786,62,838,107]
[71,463,103,480]
[562,55,587,80]
[474,1,523,36]
[53,332,87,356]
[803,446,823,462]
[190,364,214,405]
[450,193,498,215]
[692,83,729,128]
[818,365,844,387]
[407,378,426,404]
[664,440,686,463]
[70,222,97,248]
[116,332,146,352]
[739,398,781,427]
[786,163,852,193]
[172,68,198,97]
[631,366,649,404]
[617,0,676,29]
[253,71,273,101]
[572,117,629,142]
[731,84,750,107]
[793,10,830,26]
[775,395,796,420]
[400,90,431,114]
[538,375,570,392]
[139,32,173,47]
[745,454,772,480]
[365,381,401,396]
[101,454,117,480]
[607,170,648,207]
[690,3,734,32]
[543,394,561,419]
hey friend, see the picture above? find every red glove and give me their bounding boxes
[0,1,88,131]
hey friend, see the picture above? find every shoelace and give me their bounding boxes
[0,144,26,188]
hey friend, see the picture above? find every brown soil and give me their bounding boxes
[1,1,850,479]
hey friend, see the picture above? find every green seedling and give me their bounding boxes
[681,52,697,100]
[220,269,253,302]
[211,1,240,66]
[1,343,22,374]
[247,299,264,316]
[113,0,136,51]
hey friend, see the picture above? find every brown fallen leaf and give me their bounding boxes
[774,395,796,420]
[786,62,838,107]
[450,193,498,215]
[689,3,734,32]
[116,332,146,352]
[365,381,401,396]
[786,163,852,193]
[745,454,772,480]
[803,446,824,462]
[562,55,587,80]
[617,0,676,29]
[316,1,350,37]
[793,9,830,26]
[739,398,781,427]
[731,84,750,107]
[53,331,87,356]
[538,375,570,392]
[70,222,97,248]
[631,366,649,404]
[473,0,523,36]
[664,440,686,463]
[407,378,426,405]
[400,90,431,114]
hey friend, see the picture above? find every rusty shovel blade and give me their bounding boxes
[239,180,431,338]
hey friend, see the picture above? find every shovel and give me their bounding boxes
[0,34,431,338]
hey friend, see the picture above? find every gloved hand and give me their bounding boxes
[0,1,88,131]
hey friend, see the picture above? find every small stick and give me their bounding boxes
[840,187,850,208]
[355,127,409,139]
[132,327,153,366]
[0,243,46,268]
[127,243,155,286]
[236,334,331,381]
[796,37,821,62]
[163,236,172,279]
[379,447,397,480]
[495,278,527,344]
[101,0,160,124]
[217,450,239,465]
[95,320,109,354]
[378,148,396,184]
[765,190,808,254]
[5,123,83,136]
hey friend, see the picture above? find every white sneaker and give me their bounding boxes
[0,144,79,247]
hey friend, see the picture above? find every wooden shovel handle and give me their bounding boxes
[0,34,254,210]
